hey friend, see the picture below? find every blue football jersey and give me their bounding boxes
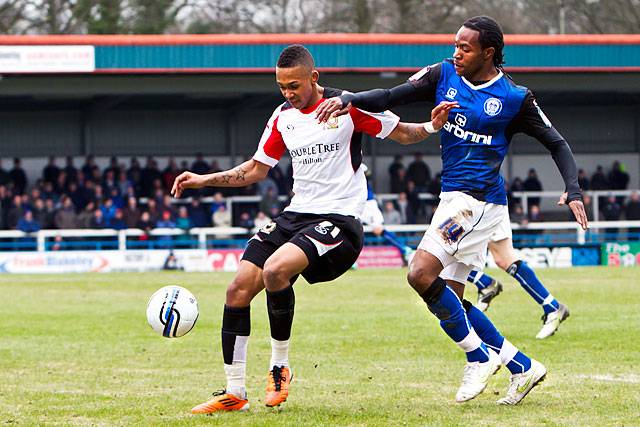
[435,61,527,205]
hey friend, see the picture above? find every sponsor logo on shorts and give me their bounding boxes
[437,210,472,244]
[259,222,276,234]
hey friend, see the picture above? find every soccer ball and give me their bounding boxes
[146,286,199,338]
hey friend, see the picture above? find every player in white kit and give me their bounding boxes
[172,44,456,413]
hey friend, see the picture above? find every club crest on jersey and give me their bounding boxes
[446,87,457,99]
[454,113,467,127]
[324,116,339,129]
[483,98,502,116]
[437,210,472,244]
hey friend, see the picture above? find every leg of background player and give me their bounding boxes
[467,270,503,312]
[490,239,570,339]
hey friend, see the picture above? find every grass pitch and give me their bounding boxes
[0,267,639,426]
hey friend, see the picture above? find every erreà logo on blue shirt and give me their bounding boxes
[442,112,493,145]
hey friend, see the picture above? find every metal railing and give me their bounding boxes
[2,220,640,252]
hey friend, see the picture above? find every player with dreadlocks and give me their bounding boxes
[316,16,588,404]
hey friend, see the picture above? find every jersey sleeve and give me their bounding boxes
[349,108,400,139]
[339,63,441,112]
[253,105,286,167]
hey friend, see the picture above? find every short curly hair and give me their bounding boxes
[277,44,315,69]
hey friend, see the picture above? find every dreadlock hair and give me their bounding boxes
[463,16,505,68]
[277,44,315,69]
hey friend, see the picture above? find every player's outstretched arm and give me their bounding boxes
[387,101,458,145]
[558,192,589,230]
[171,159,270,198]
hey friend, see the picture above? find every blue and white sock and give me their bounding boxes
[508,260,560,314]
[421,278,490,363]
[463,300,532,374]
[467,270,494,291]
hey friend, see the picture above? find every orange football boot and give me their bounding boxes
[265,366,292,407]
[191,390,249,414]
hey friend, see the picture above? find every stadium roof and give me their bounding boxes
[1,34,639,74]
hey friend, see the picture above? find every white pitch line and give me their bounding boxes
[576,374,640,384]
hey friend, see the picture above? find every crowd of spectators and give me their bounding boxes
[0,155,637,236]
[0,154,291,234]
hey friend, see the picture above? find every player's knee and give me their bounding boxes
[407,266,438,294]
[262,262,290,291]
[226,278,259,306]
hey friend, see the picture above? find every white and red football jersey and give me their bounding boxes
[253,94,399,218]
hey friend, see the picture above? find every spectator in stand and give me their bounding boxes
[77,201,96,228]
[602,194,622,240]
[210,192,226,214]
[54,170,68,195]
[259,187,280,215]
[626,191,640,241]
[136,211,155,234]
[188,197,209,227]
[405,180,423,223]
[406,152,431,192]
[140,157,161,198]
[175,206,192,240]
[0,159,10,187]
[388,155,405,194]
[510,176,524,206]
[116,170,132,197]
[591,165,608,191]
[511,203,528,226]
[145,198,160,225]
[90,208,106,229]
[382,200,402,225]
[93,184,104,205]
[81,155,100,183]
[7,194,25,229]
[523,168,543,207]
[43,199,57,229]
[127,157,142,196]
[393,167,408,195]
[17,210,40,233]
[64,156,78,185]
[396,191,410,224]
[609,160,630,205]
[162,157,181,192]
[101,198,117,226]
[626,191,640,221]
[577,169,589,191]
[253,211,271,232]
[109,187,125,209]
[212,204,232,228]
[192,153,210,175]
[110,208,127,230]
[157,210,176,228]
[0,185,8,229]
[102,169,117,195]
[54,196,77,229]
[42,156,60,185]
[528,204,543,222]
[159,194,176,218]
[103,156,120,181]
[238,211,254,229]
[41,181,59,203]
[123,197,141,229]
[31,198,48,229]
[9,158,27,195]
[268,164,288,195]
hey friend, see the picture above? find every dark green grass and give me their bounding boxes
[0,267,638,426]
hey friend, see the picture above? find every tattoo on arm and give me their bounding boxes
[234,167,246,181]
[221,174,231,184]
